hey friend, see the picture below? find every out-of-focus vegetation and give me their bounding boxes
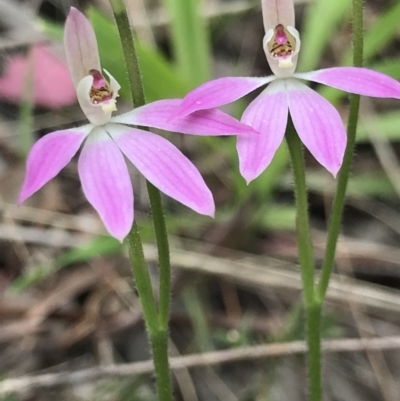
[1,0,400,400]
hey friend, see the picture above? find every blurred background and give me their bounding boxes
[1,0,400,399]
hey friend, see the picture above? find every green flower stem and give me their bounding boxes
[317,0,363,300]
[146,181,171,330]
[286,124,322,401]
[109,0,145,107]
[305,302,322,401]
[126,223,159,332]
[286,124,316,305]
[108,1,173,400]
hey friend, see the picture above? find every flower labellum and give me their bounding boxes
[262,0,300,77]
[19,7,257,241]
[173,0,400,182]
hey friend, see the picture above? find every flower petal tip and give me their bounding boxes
[102,217,132,243]
[198,203,215,219]
[17,193,26,206]
[324,162,341,179]
[330,167,340,179]
[111,231,129,243]
[68,6,82,18]
[18,185,33,206]
[197,204,215,219]
[239,168,259,185]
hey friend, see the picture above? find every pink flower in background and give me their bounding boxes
[19,7,256,240]
[0,45,76,108]
[173,0,400,182]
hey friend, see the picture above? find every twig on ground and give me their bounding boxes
[0,336,400,395]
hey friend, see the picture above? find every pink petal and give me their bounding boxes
[111,99,257,136]
[78,128,133,241]
[296,67,400,99]
[287,79,346,177]
[19,125,92,204]
[64,7,101,87]
[172,76,275,119]
[107,124,215,217]
[0,45,76,108]
[237,80,289,183]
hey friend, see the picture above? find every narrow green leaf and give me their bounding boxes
[320,1,400,103]
[161,0,211,87]
[89,8,189,101]
[357,111,400,143]
[298,0,350,71]
[369,58,400,81]
[361,0,400,61]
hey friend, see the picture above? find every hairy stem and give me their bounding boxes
[317,0,363,300]
[286,123,321,401]
[109,1,173,400]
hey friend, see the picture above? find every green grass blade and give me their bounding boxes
[161,0,211,86]
[298,0,350,71]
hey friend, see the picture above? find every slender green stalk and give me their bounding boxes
[317,0,363,300]
[286,125,316,306]
[286,124,322,401]
[108,1,173,400]
[146,181,171,330]
[109,0,145,107]
[126,223,159,332]
[305,303,322,401]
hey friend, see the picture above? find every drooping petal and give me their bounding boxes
[111,99,257,136]
[237,80,289,183]
[64,7,101,87]
[170,77,275,119]
[295,67,400,99]
[19,125,93,204]
[262,0,295,32]
[107,124,215,217]
[286,79,346,177]
[78,127,133,241]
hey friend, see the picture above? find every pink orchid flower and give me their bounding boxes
[0,45,76,108]
[19,8,256,241]
[173,0,400,182]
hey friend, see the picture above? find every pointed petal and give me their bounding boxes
[78,127,133,241]
[262,0,295,31]
[287,79,346,176]
[296,67,400,99]
[237,80,289,183]
[64,7,101,87]
[170,77,275,119]
[107,124,215,217]
[19,125,92,204]
[111,99,257,136]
